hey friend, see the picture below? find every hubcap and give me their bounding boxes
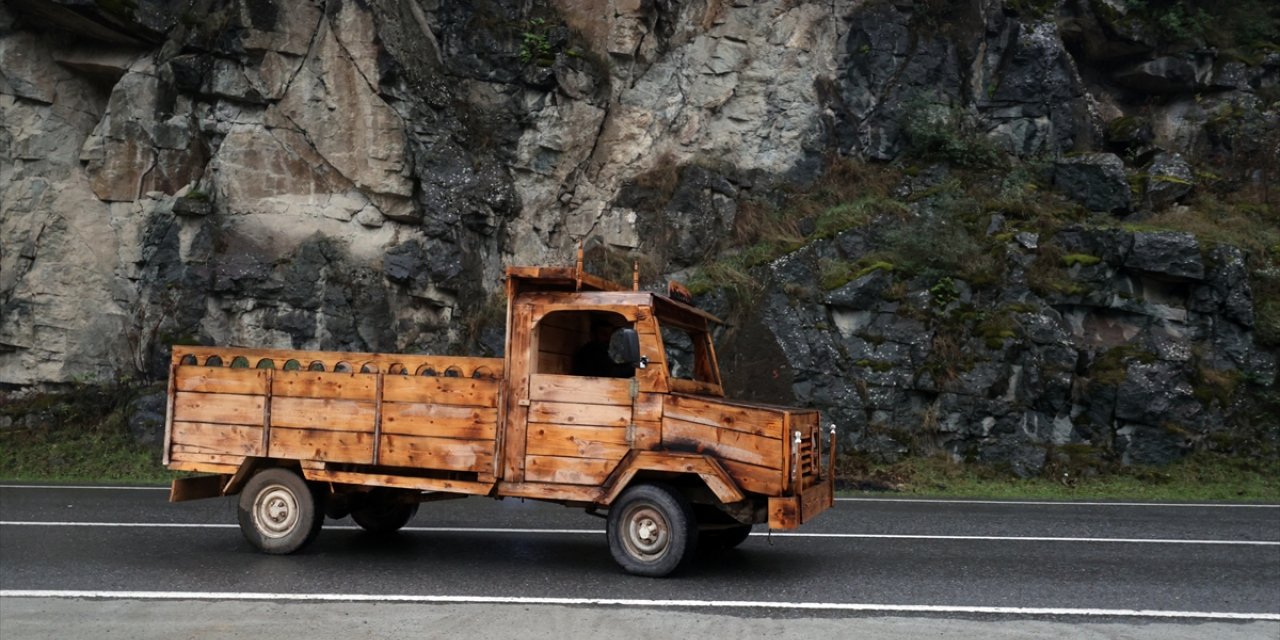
[254,484,300,539]
[622,504,670,561]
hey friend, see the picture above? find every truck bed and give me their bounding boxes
[165,346,504,484]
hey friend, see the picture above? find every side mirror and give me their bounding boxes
[608,328,645,368]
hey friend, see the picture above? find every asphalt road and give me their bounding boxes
[1,484,1277,638]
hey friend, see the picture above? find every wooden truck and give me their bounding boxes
[164,263,835,576]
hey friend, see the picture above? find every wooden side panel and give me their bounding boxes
[530,374,632,406]
[665,395,783,439]
[378,434,494,472]
[528,401,630,428]
[382,376,500,407]
[170,422,263,457]
[270,397,376,432]
[526,424,630,459]
[381,404,498,439]
[662,417,782,469]
[173,392,263,426]
[272,370,376,400]
[174,367,268,395]
[269,428,373,464]
[524,455,616,485]
[720,458,783,496]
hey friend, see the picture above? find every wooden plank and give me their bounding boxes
[496,482,603,503]
[169,474,227,502]
[381,403,498,439]
[768,496,800,529]
[800,478,833,523]
[378,434,494,472]
[666,378,724,397]
[303,469,494,496]
[528,400,630,428]
[168,345,503,380]
[169,451,246,467]
[662,417,781,469]
[270,397,376,432]
[175,367,268,395]
[632,419,661,450]
[173,392,264,426]
[600,451,744,505]
[269,427,373,463]
[170,422,263,457]
[720,458,783,496]
[633,393,663,422]
[168,460,240,474]
[382,375,500,407]
[665,395,783,439]
[526,423,630,459]
[524,455,617,485]
[530,374,631,406]
[272,370,376,400]
[502,301,535,482]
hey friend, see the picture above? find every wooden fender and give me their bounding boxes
[599,451,745,506]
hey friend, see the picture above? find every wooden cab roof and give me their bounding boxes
[504,266,726,326]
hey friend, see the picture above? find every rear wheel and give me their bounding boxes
[607,483,696,577]
[700,524,752,551]
[351,500,419,534]
[237,468,324,554]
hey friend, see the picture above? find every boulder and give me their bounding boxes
[1114,54,1214,94]
[1124,231,1203,281]
[1144,152,1193,210]
[1053,153,1131,213]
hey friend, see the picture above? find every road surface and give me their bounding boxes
[0,484,1276,638]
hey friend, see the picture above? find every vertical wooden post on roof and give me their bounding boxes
[575,242,584,292]
[633,260,639,292]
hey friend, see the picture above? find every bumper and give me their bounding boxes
[767,476,834,530]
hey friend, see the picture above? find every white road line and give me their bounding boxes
[2,521,1276,546]
[1,590,1276,621]
[836,497,1280,508]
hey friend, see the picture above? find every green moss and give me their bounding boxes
[1089,345,1158,387]
[1062,253,1102,267]
[854,359,896,373]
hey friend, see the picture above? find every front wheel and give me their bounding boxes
[607,483,696,577]
[237,468,324,554]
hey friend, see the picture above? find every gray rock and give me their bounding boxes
[1114,54,1214,94]
[1144,152,1194,210]
[1124,232,1203,281]
[1053,153,1132,213]
[127,390,166,448]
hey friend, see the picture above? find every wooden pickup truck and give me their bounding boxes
[164,264,835,576]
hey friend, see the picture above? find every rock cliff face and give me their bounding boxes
[2,0,1277,469]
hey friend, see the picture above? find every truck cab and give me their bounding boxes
[165,264,835,576]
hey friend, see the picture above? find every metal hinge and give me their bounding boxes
[629,377,639,400]
[626,423,636,446]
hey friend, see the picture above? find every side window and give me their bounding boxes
[535,310,634,378]
[661,326,695,380]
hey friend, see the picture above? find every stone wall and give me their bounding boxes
[1,0,1276,468]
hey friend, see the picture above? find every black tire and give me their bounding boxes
[607,483,697,577]
[700,524,753,551]
[351,501,419,534]
[237,468,324,554]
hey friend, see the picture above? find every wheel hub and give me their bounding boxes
[254,485,300,539]
[623,506,669,559]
